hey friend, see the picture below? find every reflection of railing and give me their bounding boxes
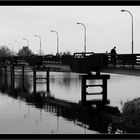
[0,85,119,133]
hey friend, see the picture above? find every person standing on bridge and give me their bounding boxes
[110,46,117,65]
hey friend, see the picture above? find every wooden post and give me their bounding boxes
[46,69,50,92]
[33,69,36,94]
[102,78,107,104]
[81,76,86,104]
[22,65,25,91]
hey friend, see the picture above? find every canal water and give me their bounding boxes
[0,71,139,134]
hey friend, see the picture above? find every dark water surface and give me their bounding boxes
[0,71,139,134]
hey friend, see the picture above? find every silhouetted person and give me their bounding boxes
[110,46,117,65]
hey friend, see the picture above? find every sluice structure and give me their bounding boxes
[81,72,110,106]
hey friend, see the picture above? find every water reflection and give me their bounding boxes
[0,68,115,134]
[1,67,140,133]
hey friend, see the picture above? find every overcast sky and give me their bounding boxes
[0,6,140,55]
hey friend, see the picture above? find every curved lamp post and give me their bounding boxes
[51,30,59,55]
[8,43,14,55]
[14,41,20,50]
[77,22,87,53]
[34,35,41,55]
[121,9,134,55]
[23,38,29,48]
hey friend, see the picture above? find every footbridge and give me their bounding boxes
[0,52,140,73]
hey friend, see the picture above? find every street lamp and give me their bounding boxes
[23,38,29,48]
[77,22,87,53]
[14,41,20,50]
[34,35,41,55]
[121,9,134,55]
[51,30,59,55]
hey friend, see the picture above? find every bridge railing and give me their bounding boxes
[42,55,62,64]
[1,53,140,70]
[107,53,140,67]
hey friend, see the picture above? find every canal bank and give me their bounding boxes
[99,65,140,133]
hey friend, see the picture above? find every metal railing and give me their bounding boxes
[1,53,140,69]
[107,54,140,67]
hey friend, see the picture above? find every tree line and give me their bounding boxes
[0,45,33,57]
[0,45,71,57]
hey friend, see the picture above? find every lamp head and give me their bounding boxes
[121,9,126,12]
[77,22,81,24]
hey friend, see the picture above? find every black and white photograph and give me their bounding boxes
[0,4,140,135]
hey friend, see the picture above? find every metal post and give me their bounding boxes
[121,9,134,67]
[77,22,87,53]
[51,30,59,55]
[23,38,29,48]
[34,35,41,55]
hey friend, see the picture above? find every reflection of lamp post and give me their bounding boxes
[121,9,134,67]
[23,38,29,48]
[77,22,86,53]
[34,35,41,55]
[14,41,20,50]
[51,30,59,55]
